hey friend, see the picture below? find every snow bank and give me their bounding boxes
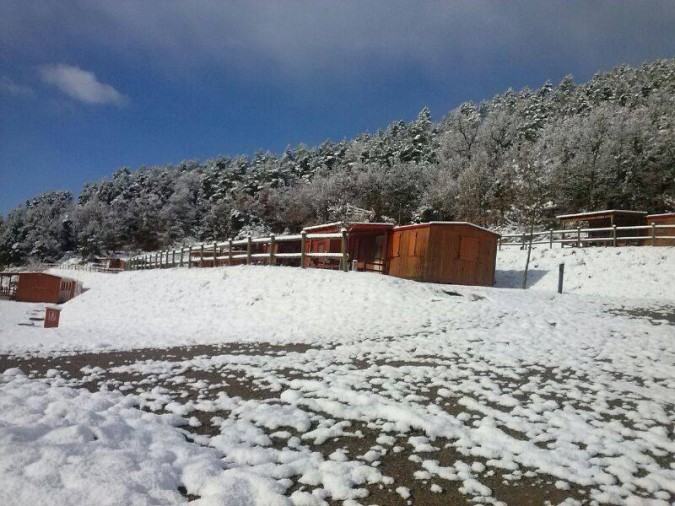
[0,245,672,354]
[0,266,469,354]
[496,246,675,301]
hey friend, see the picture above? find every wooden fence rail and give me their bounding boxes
[498,224,675,250]
[126,229,351,272]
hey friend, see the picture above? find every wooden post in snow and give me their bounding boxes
[188,246,192,268]
[612,225,617,247]
[549,229,553,249]
[228,239,233,265]
[200,244,204,268]
[269,234,275,266]
[341,228,348,272]
[246,236,252,265]
[213,241,217,267]
[172,249,176,267]
[179,248,184,268]
[558,263,565,294]
[576,227,581,247]
[651,222,656,246]
[300,231,307,268]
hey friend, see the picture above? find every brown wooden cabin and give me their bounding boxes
[557,210,647,245]
[0,272,82,303]
[108,258,126,270]
[303,222,394,272]
[388,222,499,286]
[93,256,126,270]
[646,213,675,246]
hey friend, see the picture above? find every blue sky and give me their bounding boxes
[1,1,675,214]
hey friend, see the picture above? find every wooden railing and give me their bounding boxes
[126,229,351,272]
[498,224,675,249]
[59,264,124,274]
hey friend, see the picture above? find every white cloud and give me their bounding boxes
[0,76,34,97]
[38,64,128,106]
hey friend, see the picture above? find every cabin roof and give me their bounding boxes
[646,212,675,219]
[393,221,501,237]
[302,222,395,232]
[9,272,79,283]
[557,210,647,222]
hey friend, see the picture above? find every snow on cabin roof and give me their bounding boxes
[646,212,675,218]
[557,210,647,220]
[10,272,79,283]
[393,221,501,236]
[302,222,395,231]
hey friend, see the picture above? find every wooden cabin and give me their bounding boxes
[646,213,675,246]
[0,272,82,303]
[388,222,499,286]
[303,222,394,271]
[557,210,647,245]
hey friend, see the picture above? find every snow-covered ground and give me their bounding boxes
[0,247,673,505]
[496,245,674,301]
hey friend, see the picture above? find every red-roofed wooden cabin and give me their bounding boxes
[646,213,675,246]
[3,272,83,303]
[303,222,394,271]
[557,210,647,245]
[388,222,499,286]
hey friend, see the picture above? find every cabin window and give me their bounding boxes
[392,234,400,257]
[374,235,385,260]
[408,232,417,256]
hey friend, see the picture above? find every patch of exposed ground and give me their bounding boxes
[0,342,618,505]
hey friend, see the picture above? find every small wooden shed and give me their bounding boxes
[646,213,675,246]
[557,210,647,245]
[303,222,394,271]
[4,272,82,303]
[388,222,499,286]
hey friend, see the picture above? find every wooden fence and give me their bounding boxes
[60,264,124,274]
[126,229,350,272]
[499,223,675,249]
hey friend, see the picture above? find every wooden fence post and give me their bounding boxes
[521,233,526,250]
[188,246,192,268]
[246,236,252,265]
[549,229,553,249]
[558,263,565,294]
[341,228,348,272]
[200,244,204,268]
[228,239,233,265]
[498,236,502,251]
[213,241,217,267]
[269,234,275,266]
[172,249,176,267]
[179,248,184,268]
[301,231,307,268]
[612,225,617,247]
[651,222,656,246]
[166,250,170,267]
[576,227,581,247]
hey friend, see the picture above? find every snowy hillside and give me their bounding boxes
[496,246,675,301]
[0,249,673,505]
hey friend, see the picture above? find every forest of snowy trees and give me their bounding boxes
[1,59,674,265]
